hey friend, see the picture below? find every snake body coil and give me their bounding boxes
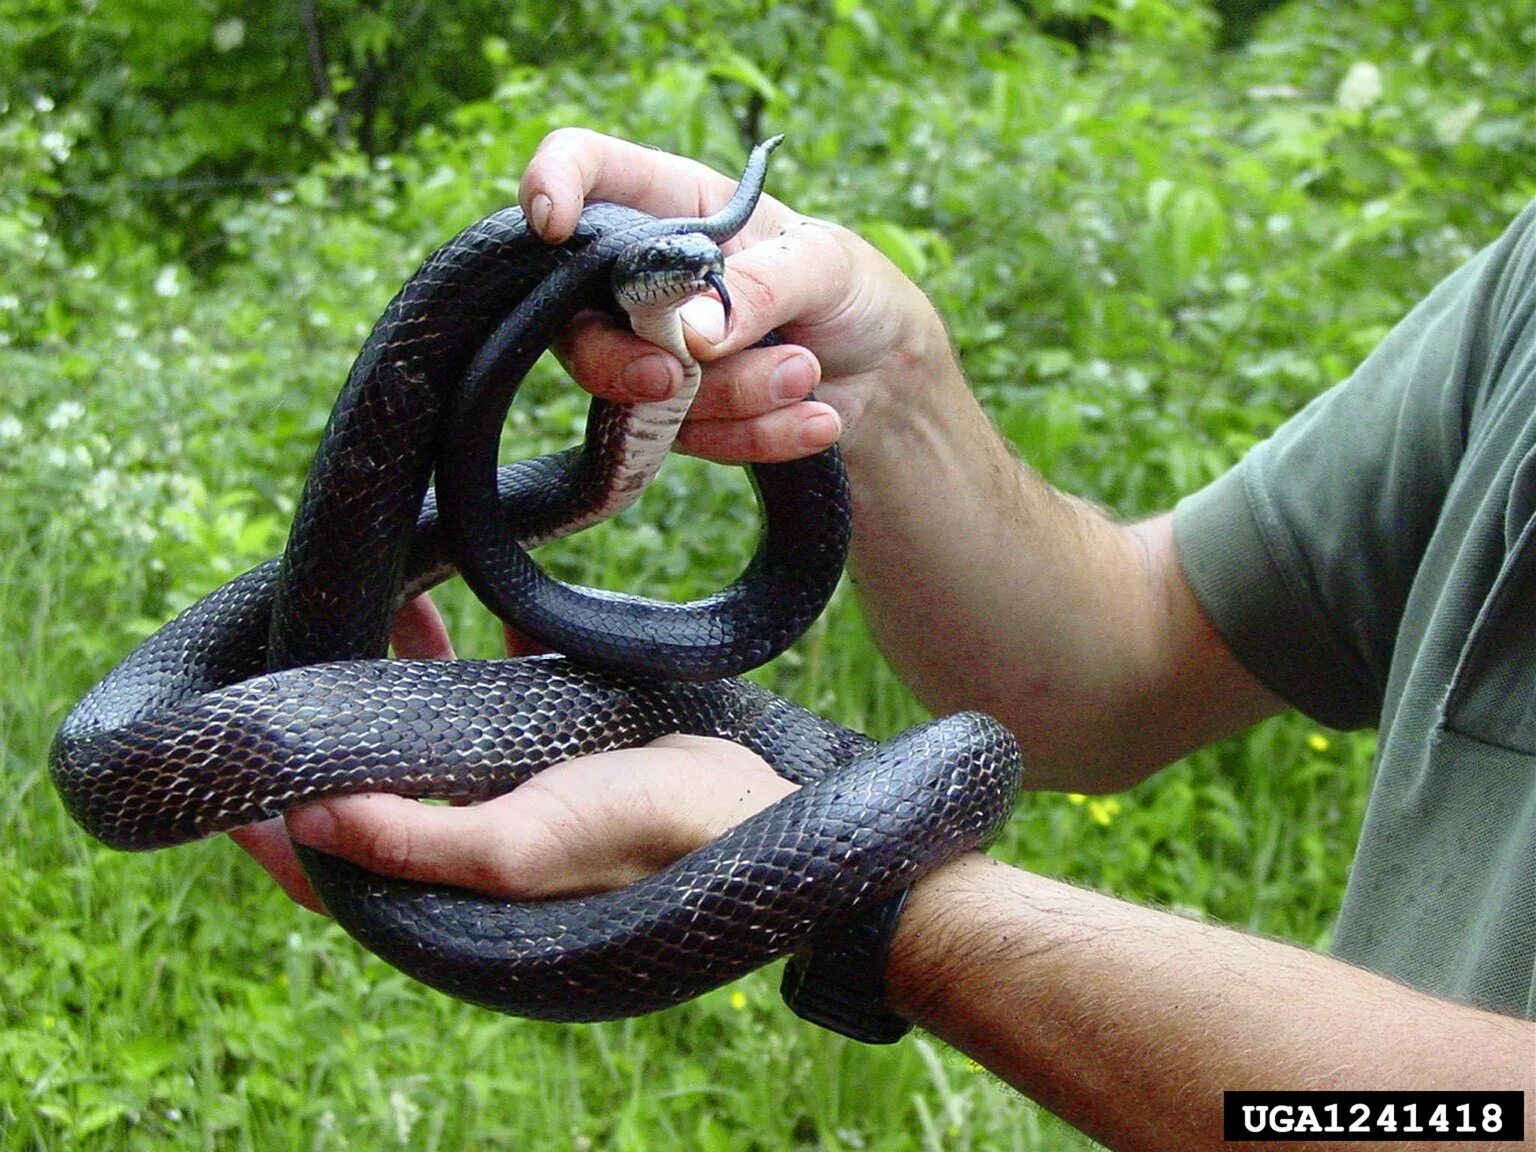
[50,142,1023,1021]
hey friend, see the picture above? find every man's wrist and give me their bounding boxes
[881,853,1008,1027]
[837,315,968,472]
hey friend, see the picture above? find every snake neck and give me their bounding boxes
[542,306,701,540]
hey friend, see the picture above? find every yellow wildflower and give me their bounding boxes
[1086,798,1122,827]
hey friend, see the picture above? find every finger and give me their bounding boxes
[229,819,327,915]
[520,129,740,244]
[283,742,797,902]
[391,594,454,659]
[553,311,683,404]
[644,735,798,832]
[553,315,819,420]
[676,402,842,465]
[503,623,550,658]
[285,790,631,901]
[286,794,521,895]
[687,346,820,421]
[678,221,856,360]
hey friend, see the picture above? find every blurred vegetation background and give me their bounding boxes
[2,1,1533,1148]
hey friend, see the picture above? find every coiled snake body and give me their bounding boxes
[50,141,1023,1022]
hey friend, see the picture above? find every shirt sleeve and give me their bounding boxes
[1173,202,1536,730]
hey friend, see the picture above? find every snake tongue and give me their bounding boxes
[704,270,732,334]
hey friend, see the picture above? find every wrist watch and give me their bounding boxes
[780,888,913,1044]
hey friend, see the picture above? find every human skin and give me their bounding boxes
[233,131,1536,1149]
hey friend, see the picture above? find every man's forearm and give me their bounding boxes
[840,346,1280,789]
[884,856,1536,1152]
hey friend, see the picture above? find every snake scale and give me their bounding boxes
[50,140,1024,1022]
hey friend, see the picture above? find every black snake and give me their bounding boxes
[50,140,1024,1022]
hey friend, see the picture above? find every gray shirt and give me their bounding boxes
[1174,200,1536,1018]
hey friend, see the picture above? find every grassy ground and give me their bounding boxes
[3,1,1532,1148]
[1,478,1374,1151]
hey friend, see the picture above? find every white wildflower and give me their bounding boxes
[84,468,121,512]
[388,1088,420,1143]
[153,266,182,298]
[1436,100,1482,145]
[0,415,22,442]
[1336,61,1382,113]
[211,17,245,52]
[45,400,85,430]
[40,131,71,161]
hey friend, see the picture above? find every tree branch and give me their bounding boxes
[297,0,348,147]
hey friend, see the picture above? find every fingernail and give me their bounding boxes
[620,355,676,401]
[529,193,553,238]
[770,355,814,403]
[287,803,336,848]
[680,296,726,345]
[800,410,841,449]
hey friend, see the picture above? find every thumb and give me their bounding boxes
[680,294,730,351]
[679,219,855,362]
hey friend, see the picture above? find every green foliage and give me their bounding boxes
[3,1,1534,1148]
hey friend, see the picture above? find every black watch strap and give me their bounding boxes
[780,888,913,1044]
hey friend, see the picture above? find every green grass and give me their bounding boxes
[3,0,1533,1147]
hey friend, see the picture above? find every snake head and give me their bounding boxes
[613,233,731,334]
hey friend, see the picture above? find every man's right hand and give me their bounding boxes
[519,128,957,467]
[518,129,1281,788]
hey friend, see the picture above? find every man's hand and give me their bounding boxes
[521,128,954,466]
[230,594,795,914]
[519,130,1283,785]
[229,595,456,911]
[281,734,792,902]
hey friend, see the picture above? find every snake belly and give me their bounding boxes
[48,142,1024,1021]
